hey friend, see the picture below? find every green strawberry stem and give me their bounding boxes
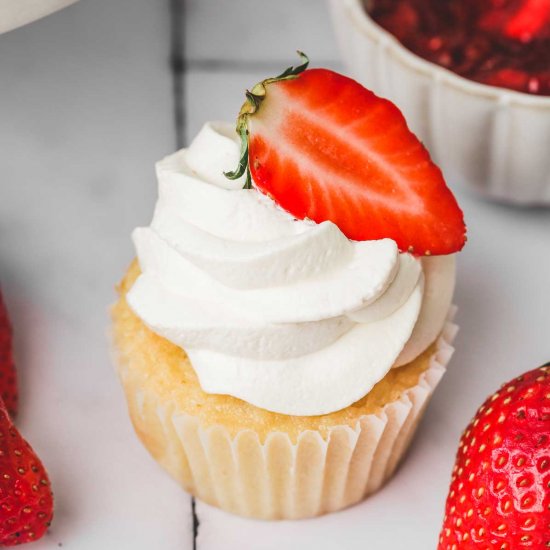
[224,51,309,189]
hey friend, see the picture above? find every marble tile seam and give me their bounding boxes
[171,0,187,149]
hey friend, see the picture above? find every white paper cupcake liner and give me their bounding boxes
[329,0,550,205]
[116,307,458,520]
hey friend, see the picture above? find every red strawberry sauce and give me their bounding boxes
[367,0,550,95]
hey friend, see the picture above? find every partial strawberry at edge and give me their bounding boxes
[0,399,53,546]
[226,54,466,256]
[438,365,550,550]
[0,290,18,418]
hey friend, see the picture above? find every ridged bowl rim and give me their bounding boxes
[339,0,550,110]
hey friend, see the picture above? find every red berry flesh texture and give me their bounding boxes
[505,0,550,42]
[438,365,550,549]
[0,401,53,546]
[0,291,18,418]
[369,0,550,96]
[247,69,466,256]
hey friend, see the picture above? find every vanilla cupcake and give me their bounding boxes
[112,58,465,519]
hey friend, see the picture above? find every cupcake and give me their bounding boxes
[112,55,466,520]
[329,0,550,205]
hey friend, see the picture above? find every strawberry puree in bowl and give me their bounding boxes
[329,0,550,205]
[370,0,550,96]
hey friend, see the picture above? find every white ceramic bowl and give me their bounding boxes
[329,0,550,205]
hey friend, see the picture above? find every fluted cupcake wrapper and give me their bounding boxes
[117,308,458,520]
[330,0,550,205]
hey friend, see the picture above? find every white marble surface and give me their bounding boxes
[184,0,340,64]
[0,1,549,549]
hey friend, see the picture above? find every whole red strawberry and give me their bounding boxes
[225,53,466,257]
[438,364,550,549]
[0,399,53,546]
[0,290,18,417]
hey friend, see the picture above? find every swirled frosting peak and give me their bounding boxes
[127,121,455,416]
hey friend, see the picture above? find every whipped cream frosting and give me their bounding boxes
[127,121,456,416]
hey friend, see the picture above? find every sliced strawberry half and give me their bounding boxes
[226,53,466,256]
